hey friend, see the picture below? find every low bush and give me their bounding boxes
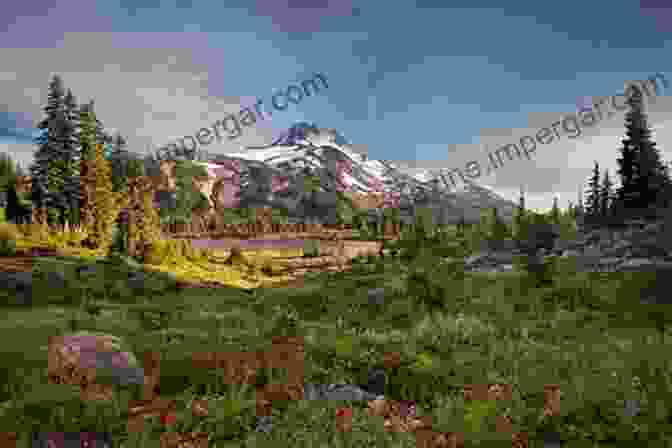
[144,238,185,265]
[0,222,21,241]
[0,238,16,256]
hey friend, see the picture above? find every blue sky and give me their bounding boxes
[1,0,672,210]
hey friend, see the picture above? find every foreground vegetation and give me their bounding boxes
[0,218,671,447]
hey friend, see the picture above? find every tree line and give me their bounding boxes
[578,83,671,226]
[0,74,213,240]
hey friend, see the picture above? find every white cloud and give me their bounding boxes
[0,31,280,165]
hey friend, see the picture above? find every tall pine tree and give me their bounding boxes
[550,196,560,225]
[60,88,81,225]
[585,161,601,223]
[32,75,67,222]
[513,186,528,241]
[0,152,17,194]
[109,132,130,193]
[5,181,30,224]
[615,84,671,219]
[599,169,614,221]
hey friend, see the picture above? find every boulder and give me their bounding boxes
[46,332,144,401]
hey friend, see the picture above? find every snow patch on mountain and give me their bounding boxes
[194,124,517,222]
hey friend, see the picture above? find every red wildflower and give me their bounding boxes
[160,413,177,425]
[336,407,353,417]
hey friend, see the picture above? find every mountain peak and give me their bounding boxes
[202,123,518,223]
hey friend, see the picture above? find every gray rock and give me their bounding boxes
[92,351,145,385]
[256,415,273,433]
[543,431,562,448]
[1,271,33,305]
[362,367,386,396]
[367,288,385,306]
[45,270,67,289]
[127,272,148,291]
[76,264,99,278]
[489,251,515,264]
[303,383,381,401]
[598,257,622,266]
[110,367,146,386]
[623,399,640,417]
[618,258,656,271]
[465,253,489,265]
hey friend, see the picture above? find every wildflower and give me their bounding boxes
[160,413,177,425]
[335,407,353,418]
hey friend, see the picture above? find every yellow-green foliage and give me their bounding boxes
[19,219,51,243]
[90,143,128,251]
[139,189,162,246]
[0,222,21,241]
[145,238,187,265]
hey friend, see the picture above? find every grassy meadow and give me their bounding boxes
[0,220,670,447]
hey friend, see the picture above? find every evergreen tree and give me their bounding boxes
[0,152,17,193]
[599,169,614,221]
[585,161,601,223]
[78,102,99,162]
[567,201,575,219]
[550,196,560,225]
[513,187,528,241]
[32,75,67,221]
[78,105,99,231]
[576,186,584,217]
[83,100,112,148]
[615,84,671,219]
[160,160,209,231]
[109,132,130,192]
[60,88,81,225]
[5,181,30,224]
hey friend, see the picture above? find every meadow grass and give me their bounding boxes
[0,227,670,446]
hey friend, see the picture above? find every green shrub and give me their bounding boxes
[303,239,320,257]
[0,238,16,256]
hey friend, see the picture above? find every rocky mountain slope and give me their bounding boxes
[150,122,517,224]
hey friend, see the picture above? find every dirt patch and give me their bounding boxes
[0,247,68,274]
[0,254,38,273]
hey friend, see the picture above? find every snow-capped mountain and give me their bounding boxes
[198,123,517,224]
